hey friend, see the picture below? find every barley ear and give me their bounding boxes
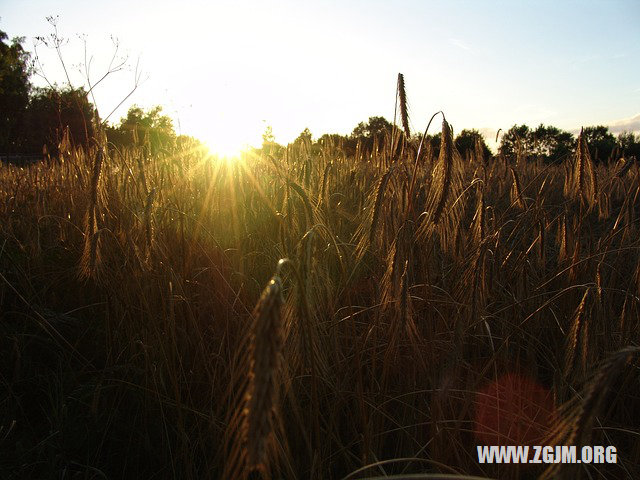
[510,167,525,210]
[246,275,284,471]
[397,73,410,139]
[225,272,285,478]
[79,146,104,280]
[574,129,598,209]
[564,288,590,379]
[432,119,454,225]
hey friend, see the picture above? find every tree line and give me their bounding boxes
[0,28,185,158]
[285,117,639,165]
[2,28,639,163]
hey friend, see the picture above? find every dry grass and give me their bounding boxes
[0,80,639,479]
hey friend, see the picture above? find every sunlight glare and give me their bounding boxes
[202,135,248,161]
[190,112,264,163]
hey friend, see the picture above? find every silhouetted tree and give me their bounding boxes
[455,129,492,159]
[107,105,175,154]
[350,116,394,157]
[261,125,275,153]
[318,132,357,156]
[617,131,640,158]
[259,125,283,157]
[425,132,442,157]
[291,127,314,157]
[582,126,616,163]
[316,133,346,146]
[24,86,97,155]
[0,29,31,153]
[530,124,574,163]
[498,125,535,160]
[498,124,575,163]
[352,116,394,145]
[295,127,313,144]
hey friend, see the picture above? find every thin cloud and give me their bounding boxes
[449,38,473,52]
[607,114,640,134]
[567,114,640,136]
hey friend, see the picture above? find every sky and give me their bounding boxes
[1,0,639,154]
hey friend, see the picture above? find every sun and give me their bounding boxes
[189,114,264,162]
[202,136,248,161]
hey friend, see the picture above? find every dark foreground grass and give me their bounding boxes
[1,131,639,479]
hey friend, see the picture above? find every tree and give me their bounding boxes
[261,125,275,154]
[24,86,97,155]
[295,127,313,144]
[260,125,284,156]
[454,129,492,160]
[0,29,31,153]
[530,124,574,163]
[498,124,574,163]
[498,124,534,160]
[352,116,392,140]
[617,131,640,158]
[349,116,394,157]
[426,132,442,157]
[316,133,347,149]
[582,126,616,163]
[291,127,314,156]
[107,105,176,154]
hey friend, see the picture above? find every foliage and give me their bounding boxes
[0,29,31,153]
[351,115,392,140]
[454,128,492,159]
[530,124,575,162]
[23,86,97,154]
[498,124,628,164]
[498,124,533,159]
[582,125,617,163]
[499,124,576,163]
[106,105,176,154]
[294,127,312,145]
[315,133,346,148]
[257,125,282,157]
[617,131,640,158]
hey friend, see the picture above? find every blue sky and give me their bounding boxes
[2,0,639,153]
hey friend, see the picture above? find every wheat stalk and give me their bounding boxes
[573,128,598,209]
[245,275,284,469]
[224,267,286,479]
[564,287,590,379]
[417,118,464,252]
[144,188,156,267]
[430,119,458,225]
[509,167,525,210]
[79,146,104,280]
[397,73,410,139]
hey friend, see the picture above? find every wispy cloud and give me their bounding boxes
[568,114,640,136]
[607,114,640,134]
[449,38,473,53]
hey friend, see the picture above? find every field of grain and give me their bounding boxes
[1,91,639,478]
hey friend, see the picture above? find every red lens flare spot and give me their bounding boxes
[474,373,557,446]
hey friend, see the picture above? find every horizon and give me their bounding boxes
[2,0,640,153]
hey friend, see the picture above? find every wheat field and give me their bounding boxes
[1,80,639,479]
